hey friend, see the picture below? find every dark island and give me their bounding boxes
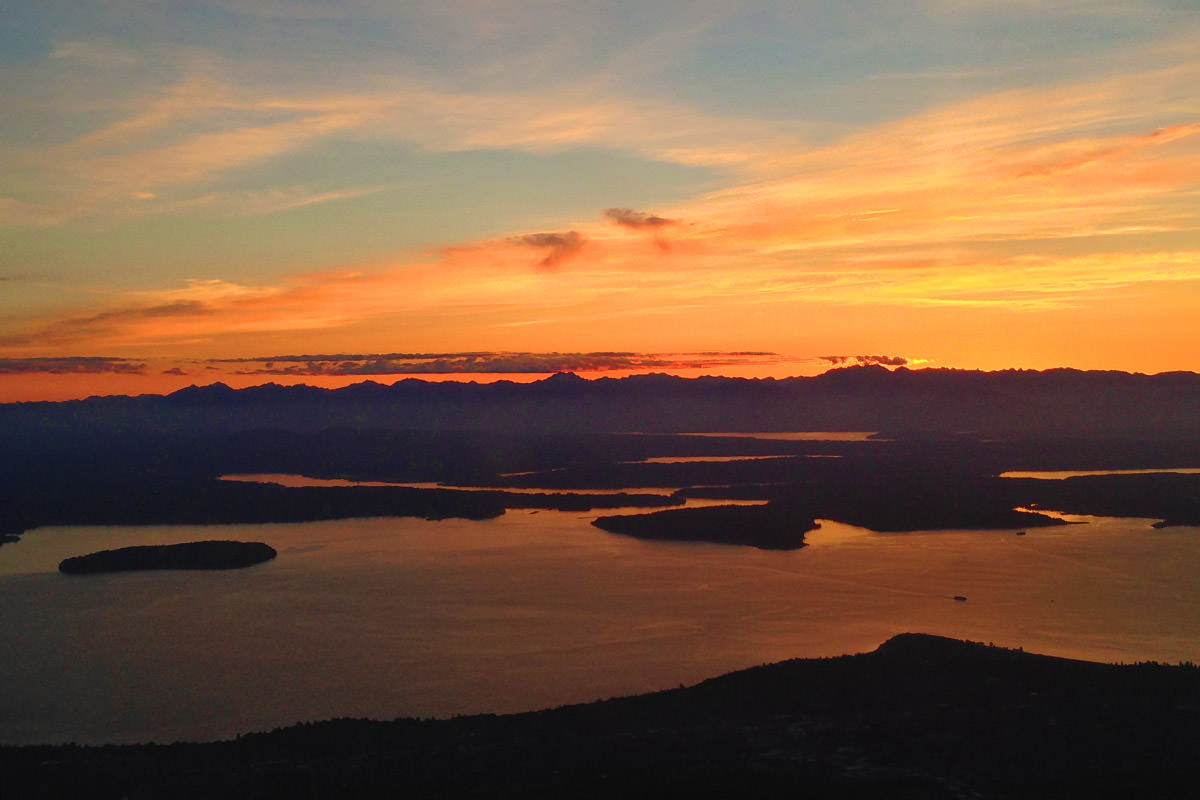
[3,634,1199,799]
[58,540,277,574]
[592,503,816,549]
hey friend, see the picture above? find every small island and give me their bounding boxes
[59,540,277,574]
[592,504,815,550]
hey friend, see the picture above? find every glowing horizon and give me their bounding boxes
[3,2,1198,401]
[2,354,1196,405]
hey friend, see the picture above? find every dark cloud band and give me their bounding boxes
[213,351,782,376]
[0,357,147,375]
[820,354,910,367]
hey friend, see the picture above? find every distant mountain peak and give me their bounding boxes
[169,382,235,398]
[542,371,587,384]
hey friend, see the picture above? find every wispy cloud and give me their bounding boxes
[3,55,1199,358]
[50,39,141,68]
[223,185,391,215]
[5,244,1198,358]
[0,290,235,348]
[3,72,392,224]
[688,66,1200,255]
[18,50,1194,234]
[1,63,814,226]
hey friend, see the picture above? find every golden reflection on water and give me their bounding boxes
[1000,468,1200,479]
[1,510,1198,745]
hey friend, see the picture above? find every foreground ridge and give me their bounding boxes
[4,634,1199,799]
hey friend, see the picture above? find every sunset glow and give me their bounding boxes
[3,2,1199,401]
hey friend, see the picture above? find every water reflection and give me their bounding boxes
[0,511,1197,745]
[1000,468,1200,479]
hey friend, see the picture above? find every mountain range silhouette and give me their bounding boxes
[6,366,1200,436]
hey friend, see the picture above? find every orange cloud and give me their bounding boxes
[3,62,1198,362]
[9,240,1194,362]
[1016,122,1200,178]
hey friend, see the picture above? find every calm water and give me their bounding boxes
[2,510,1198,745]
[1000,468,1200,479]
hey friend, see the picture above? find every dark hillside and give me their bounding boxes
[3,634,1198,799]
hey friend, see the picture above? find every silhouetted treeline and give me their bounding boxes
[1010,472,1200,527]
[4,478,507,532]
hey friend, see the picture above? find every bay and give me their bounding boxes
[2,509,1198,745]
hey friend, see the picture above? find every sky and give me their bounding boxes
[1,0,1198,401]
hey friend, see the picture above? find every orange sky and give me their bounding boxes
[2,2,1198,401]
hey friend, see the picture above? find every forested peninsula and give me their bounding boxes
[4,634,1198,799]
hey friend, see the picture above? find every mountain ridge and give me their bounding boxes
[5,365,1200,436]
